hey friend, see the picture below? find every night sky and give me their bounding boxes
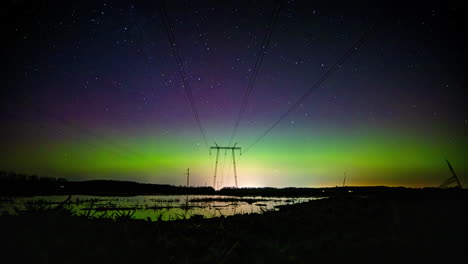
[2,1,467,188]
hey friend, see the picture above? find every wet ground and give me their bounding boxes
[0,195,320,220]
[1,189,467,263]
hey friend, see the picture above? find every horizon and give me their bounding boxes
[1,169,461,189]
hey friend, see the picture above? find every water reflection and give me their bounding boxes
[0,195,323,221]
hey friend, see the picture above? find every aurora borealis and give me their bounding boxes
[2,2,467,188]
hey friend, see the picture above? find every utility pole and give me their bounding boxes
[342,172,347,187]
[185,168,190,187]
[210,143,241,189]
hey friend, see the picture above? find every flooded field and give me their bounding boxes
[0,195,323,221]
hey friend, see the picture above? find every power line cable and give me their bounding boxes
[2,105,141,160]
[243,24,378,154]
[228,2,282,146]
[158,2,209,149]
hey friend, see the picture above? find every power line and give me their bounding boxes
[38,108,145,159]
[2,105,142,161]
[158,2,209,149]
[228,2,282,145]
[243,24,378,154]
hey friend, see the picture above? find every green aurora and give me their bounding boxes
[2,123,466,188]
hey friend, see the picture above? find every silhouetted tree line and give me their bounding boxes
[0,171,215,196]
[63,180,216,196]
[0,171,67,183]
[0,171,68,195]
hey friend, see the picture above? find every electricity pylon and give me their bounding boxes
[440,159,462,188]
[210,143,241,189]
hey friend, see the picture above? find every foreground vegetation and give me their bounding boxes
[1,188,467,263]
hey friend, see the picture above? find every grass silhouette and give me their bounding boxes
[1,188,468,263]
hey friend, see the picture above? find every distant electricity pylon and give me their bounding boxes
[185,168,190,187]
[342,172,347,187]
[439,159,462,188]
[210,143,241,189]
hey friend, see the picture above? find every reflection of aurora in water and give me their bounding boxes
[1,195,323,221]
